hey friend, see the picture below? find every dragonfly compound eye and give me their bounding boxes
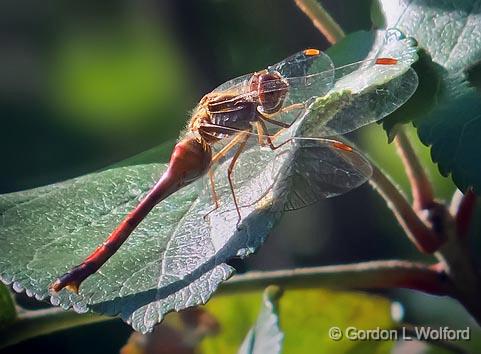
[251,71,288,114]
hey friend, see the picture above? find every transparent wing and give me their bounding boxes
[252,52,418,134]
[296,65,418,138]
[211,72,254,96]
[202,128,371,220]
[269,49,335,104]
[209,49,335,118]
[293,33,419,137]
[275,138,371,211]
[207,37,418,140]
[269,49,334,80]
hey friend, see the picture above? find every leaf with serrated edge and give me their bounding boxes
[0,283,16,330]
[0,33,417,333]
[376,0,481,192]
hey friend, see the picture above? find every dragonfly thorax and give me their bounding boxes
[190,92,258,144]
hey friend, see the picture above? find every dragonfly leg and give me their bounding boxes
[203,169,220,221]
[260,102,306,128]
[255,121,268,147]
[257,102,306,146]
[260,114,290,128]
[257,119,293,151]
[198,126,251,222]
[210,131,248,164]
[226,131,251,227]
[280,102,306,114]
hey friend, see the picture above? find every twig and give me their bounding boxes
[435,217,481,326]
[293,0,345,44]
[450,188,477,239]
[390,129,481,324]
[218,260,449,296]
[0,308,110,349]
[0,260,449,349]
[369,160,481,324]
[394,127,435,211]
[369,164,442,253]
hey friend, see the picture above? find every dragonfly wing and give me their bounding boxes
[273,138,372,211]
[204,132,371,219]
[211,72,254,95]
[273,49,335,104]
[259,50,336,130]
[269,49,334,82]
[298,66,419,138]
[296,33,419,137]
[205,135,276,209]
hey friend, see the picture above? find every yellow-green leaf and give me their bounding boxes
[0,283,16,330]
[200,289,394,354]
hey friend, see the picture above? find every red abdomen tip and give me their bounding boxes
[375,57,398,65]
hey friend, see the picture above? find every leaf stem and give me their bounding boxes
[450,188,477,239]
[394,127,435,211]
[0,260,449,349]
[293,0,345,44]
[434,214,481,326]
[218,260,450,296]
[369,164,442,253]
[0,308,111,349]
[389,130,481,324]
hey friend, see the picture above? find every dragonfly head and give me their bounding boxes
[250,70,288,114]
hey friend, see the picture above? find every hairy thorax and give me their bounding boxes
[189,91,258,143]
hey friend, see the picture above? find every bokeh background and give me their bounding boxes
[1,0,479,353]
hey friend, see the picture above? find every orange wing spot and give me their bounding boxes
[332,141,353,152]
[304,48,320,56]
[375,57,398,65]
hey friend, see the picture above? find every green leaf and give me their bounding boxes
[361,124,456,201]
[376,1,481,72]
[0,283,16,330]
[326,31,375,67]
[0,161,270,334]
[0,137,309,333]
[0,33,416,333]
[200,289,394,354]
[381,50,442,140]
[375,0,481,192]
[237,286,283,354]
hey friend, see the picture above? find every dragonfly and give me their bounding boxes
[50,45,418,294]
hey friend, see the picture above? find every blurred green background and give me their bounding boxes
[1,0,479,353]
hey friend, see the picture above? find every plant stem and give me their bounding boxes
[293,0,345,44]
[390,129,481,324]
[434,213,481,325]
[0,308,111,349]
[394,127,435,211]
[369,164,441,253]
[219,260,450,296]
[450,188,477,239]
[0,260,448,349]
